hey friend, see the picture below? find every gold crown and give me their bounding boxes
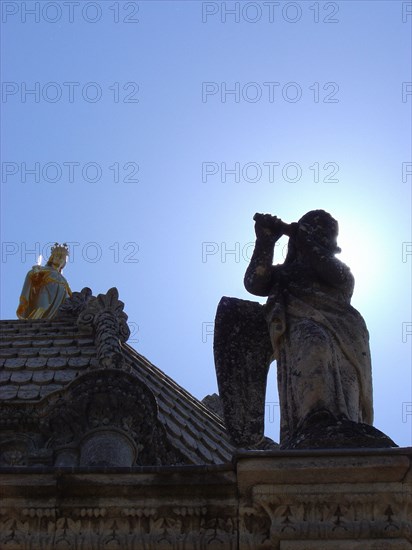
[50,242,69,256]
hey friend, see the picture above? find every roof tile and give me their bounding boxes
[16,348,39,358]
[0,385,19,400]
[26,357,47,369]
[0,370,11,384]
[79,348,96,356]
[59,348,81,357]
[196,441,214,462]
[17,385,41,400]
[47,357,68,369]
[68,356,90,368]
[10,371,33,384]
[0,341,10,348]
[163,417,183,438]
[12,340,33,348]
[0,350,18,359]
[53,339,75,347]
[32,371,54,384]
[181,429,196,449]
[39,348,60,357]
[77,338,95,346]
[35,340,53,347]
[4,358,27,370]
[54,370,79,383]
[200,432,218,452]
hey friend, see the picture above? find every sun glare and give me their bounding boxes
[337,222,382,303]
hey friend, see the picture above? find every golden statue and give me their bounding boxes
[16,243,72,320]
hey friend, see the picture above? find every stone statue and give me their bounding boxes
[17,243,72,320]
[214,210,396,449]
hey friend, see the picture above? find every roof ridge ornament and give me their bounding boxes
[77,287,131,369]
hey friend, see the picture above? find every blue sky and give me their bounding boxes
[1,0,411,446]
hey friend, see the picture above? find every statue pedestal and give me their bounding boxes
[237,447,412,549]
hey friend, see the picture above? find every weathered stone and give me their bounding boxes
[80,430,137,467]
[214,297,273,448]
[215,210,396,450]
[77,287,130,368]
[202,392,224,418]
[281,416,397,449]
[57,286,94,318]
[0,450,410,549]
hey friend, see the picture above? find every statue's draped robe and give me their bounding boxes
[267,275,373,443]
[17,266,72,320]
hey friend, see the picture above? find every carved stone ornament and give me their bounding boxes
[0,506,238,550]
[0,370,184,468]
[77,287,131,368]
[39,369,180,467]
[57,286,94,318]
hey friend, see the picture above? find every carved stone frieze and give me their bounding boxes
[236,451,412,549]
[242,488,412,544]
[0,505,238,550]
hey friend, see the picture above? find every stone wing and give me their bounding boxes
[213,296,273,448]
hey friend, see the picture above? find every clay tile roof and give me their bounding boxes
[0,318,234,465]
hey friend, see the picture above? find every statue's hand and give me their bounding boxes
[254,213,286,241]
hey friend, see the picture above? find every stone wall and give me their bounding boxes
[1,448,411,549]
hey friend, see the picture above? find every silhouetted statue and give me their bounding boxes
[17,243,72,320]
[214,210,396,449]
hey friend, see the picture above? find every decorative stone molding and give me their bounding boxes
[41,370,180,467]
[0,509,238,550]
[77,287,130,368]
[0,466,238,550]
[0,370,185,468]
[1,451,411,549]
[237,451,412,549]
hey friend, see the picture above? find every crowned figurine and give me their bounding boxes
[16,243,72,320]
